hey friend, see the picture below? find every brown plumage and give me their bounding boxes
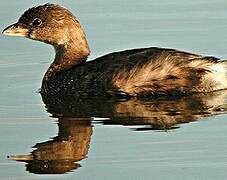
[2,4,227,97]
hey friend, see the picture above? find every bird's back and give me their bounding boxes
[42,47,227,97]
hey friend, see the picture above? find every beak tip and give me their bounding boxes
[2,24,14,36]
[1,23,29,37]
[2,28,8,35]
[2,30,7,35]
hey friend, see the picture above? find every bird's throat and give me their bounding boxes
[44,41,90,81]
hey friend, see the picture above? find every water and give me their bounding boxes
[1,0,227,179]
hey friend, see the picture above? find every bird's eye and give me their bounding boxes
[32,18,42,26]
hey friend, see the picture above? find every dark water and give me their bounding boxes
[1,0,227,179]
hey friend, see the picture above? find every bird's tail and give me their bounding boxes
[210,60,227,90]
[202,60,227,91]
[113,57,227,95]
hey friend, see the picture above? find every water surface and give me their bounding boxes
[1,0,227,179]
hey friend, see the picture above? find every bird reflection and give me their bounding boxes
[9,119,92,174]
[43,90,227,130]
[9,90,227,174]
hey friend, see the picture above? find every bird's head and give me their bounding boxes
[2,3,88,47]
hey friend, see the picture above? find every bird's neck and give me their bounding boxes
[44,39,90,81]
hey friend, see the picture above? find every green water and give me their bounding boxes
[1,0,227,179]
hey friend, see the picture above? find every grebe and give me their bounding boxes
[2,4,227,97]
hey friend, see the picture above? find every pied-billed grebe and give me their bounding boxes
[2,4,227,97]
